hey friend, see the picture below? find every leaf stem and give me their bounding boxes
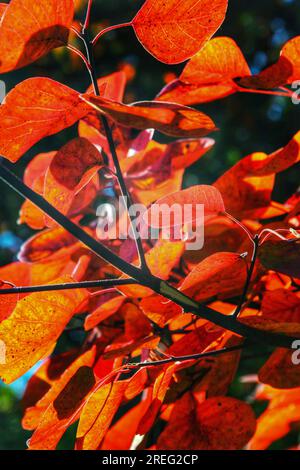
[126,344,244,369]
[238,86,291,98]
[82,0,93,33]
[232,234,260,318]
[92,22,132,46]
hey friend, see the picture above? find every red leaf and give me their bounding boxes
[180,252,247,302]
[158,37,250,104]
[238,36,300,89]
[258,348,300,389]
[144,185,225,228]
[44,138,103,220]
[157,394,256,450]
[132,0,228,64]
[0,78,88,162]
[0,0,74,73]
[80,96,217,138]
[258,239,300,279]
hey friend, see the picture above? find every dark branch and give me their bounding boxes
[0,278,137,295]
[126,344,245,369]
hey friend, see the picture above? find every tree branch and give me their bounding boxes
[82,30,150,274]
[0,278,137,295]
[0,158,298,349]
[232,234,260,318]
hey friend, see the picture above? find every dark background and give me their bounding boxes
[0,0,299,449]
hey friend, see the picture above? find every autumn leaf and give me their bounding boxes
[76,380,129,450]
[258,239,300,279]
[262,289,300,324]
[157,37,250,104]
[144,185,225,229]
[132,0,228,64]
[119,239,185,298]
[44,138,103,220]
[80,96,217,138]
[0,0,74,73]
[0,78,88,162]
[0,277,88,383]
[28,354,96,450]
[258,348,300,389]
[234,132,300,177]
[157,394,256,450]
[0,282,18,322]
[180,252,247,302]
[18,227,78,263]
[84,295,126,331]
[249,387,300,450]
[101,398,151,450]
[238,36,300,90]
[138,364,177,435]
[23,348,96,431]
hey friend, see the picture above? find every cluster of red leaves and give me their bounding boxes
[0,0,299,451]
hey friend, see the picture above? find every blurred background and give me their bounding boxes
[0,0,299,449]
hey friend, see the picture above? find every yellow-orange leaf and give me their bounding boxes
[0,277,88,383]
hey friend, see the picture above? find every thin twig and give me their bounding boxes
[126,344,244,369]
[67,45,92,71]
[92,22,132,46]
[0,278,137,295]
[81,30,150,274]
[82,0,93,33]
[232,234,260,318]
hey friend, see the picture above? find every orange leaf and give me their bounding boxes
[144,185,225,229]
[44,138,103,219]
[258,348,300,389]
[157,394,256,450]
[180,252,247,302]
[239,36,300,90]
[249,389,300,450]
[0,78,88,162]
[138,364,176,435]
[0,0,74,73]
[0,276,88,383]
[76,380,128,450]
[181,37,250,86]
[23,348,96,431]
[81,96,217,138]
[132,0,228,64]
[84,296,126,331]
[262,289,300,323]
[101,398,151,450]
[28,355,96,450]
[157,79,235,106]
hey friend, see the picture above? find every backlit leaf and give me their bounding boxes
[0,0,74,73]
[81,96,217,139]
[132,0,228,64]
[0,78,88,162]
